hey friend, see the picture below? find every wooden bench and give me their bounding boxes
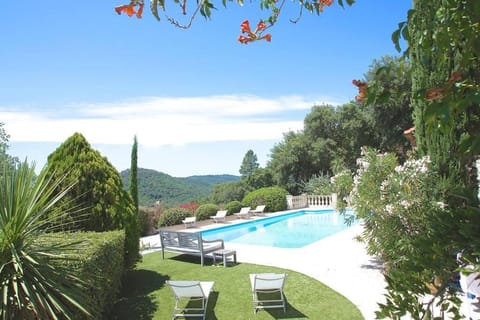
[159,230,224,266]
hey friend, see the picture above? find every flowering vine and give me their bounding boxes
[352,79,367,103]
[115,0,145,18]
[237,20,272,44]
[114,0,352,42]
[425,71,463,102]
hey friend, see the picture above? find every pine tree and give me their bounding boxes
[239,149,259,178]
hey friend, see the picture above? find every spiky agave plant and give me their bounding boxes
[0,161,91,319]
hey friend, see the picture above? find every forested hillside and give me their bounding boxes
[121,168,239,206]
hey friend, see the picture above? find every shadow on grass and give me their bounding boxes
[169,254,241,268]
[178,291,219,319]
[110,269,169,320]
[169,253,214,266]
[254,296,307,319]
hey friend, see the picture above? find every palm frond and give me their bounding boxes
[0,161,92,319]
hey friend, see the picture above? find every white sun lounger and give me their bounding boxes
[182,216,197,228]
[166,280,214,320]
[250,273,287,313]
[234,207,251,219]
[210,210,227,223]
[250,205,266,216]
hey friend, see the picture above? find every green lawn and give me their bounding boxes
[111,251,364,320]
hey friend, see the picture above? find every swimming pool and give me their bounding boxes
[201,209,356,248]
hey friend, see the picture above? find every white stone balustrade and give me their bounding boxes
[286,194,337,209]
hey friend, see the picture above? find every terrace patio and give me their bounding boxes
[141,211,386,319]
[141,210,479,319]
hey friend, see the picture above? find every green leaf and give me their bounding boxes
[392,22,405,53]
[150,0,161,20]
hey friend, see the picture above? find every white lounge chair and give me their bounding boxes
[250,273,287,313]
[234,207,251,219]
[182,216,196,228]
[210,210,227,223]
[250,205,266,216]
[166,280,214,320]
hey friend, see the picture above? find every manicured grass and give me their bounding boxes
[111,251,364,320]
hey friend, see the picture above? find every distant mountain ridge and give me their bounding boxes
[120,168,240,206]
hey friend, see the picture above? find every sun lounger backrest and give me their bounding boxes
[253,273,287,291]
[167,281,204,298]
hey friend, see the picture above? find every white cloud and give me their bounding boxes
[2,94,336,147]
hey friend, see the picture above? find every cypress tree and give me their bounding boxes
[130,135,139,212]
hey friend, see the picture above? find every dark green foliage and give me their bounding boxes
[268,131,316,194]
[268,104,369,194]
[268,56,414,194]
[194,203,219,221]
[239,149,259,178]
[303,174,333,195]
[130,136,139,212]
[224,200,242,215]
[242,186,288,212]
[45,132,140,269]
[38,231,125,320]
[245,167,275,190]
[158,207,191,227]
[121,168,239,206]
[208,180,249,204]
[409,1,480,193]
[361,56,413,162]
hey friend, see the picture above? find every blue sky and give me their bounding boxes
[1,0,411,177]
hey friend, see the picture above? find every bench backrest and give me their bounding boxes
[160,230,202,251]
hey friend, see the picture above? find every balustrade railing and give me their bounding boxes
[286,194,337,209]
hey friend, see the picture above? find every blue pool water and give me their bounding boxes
[202,209,356,248]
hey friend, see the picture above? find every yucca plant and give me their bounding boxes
[0,161,91,319]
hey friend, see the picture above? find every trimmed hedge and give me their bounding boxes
[194,203,219,221]
[158,207,191,227]
[224,200,242,216]
[242,186,289,212]
[37,230,125,320]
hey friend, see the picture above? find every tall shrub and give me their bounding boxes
[225,200,242,216]
[195,203,219,221]
[158,207,191,227]
[45,132,140,269]
[242,186,288,212]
